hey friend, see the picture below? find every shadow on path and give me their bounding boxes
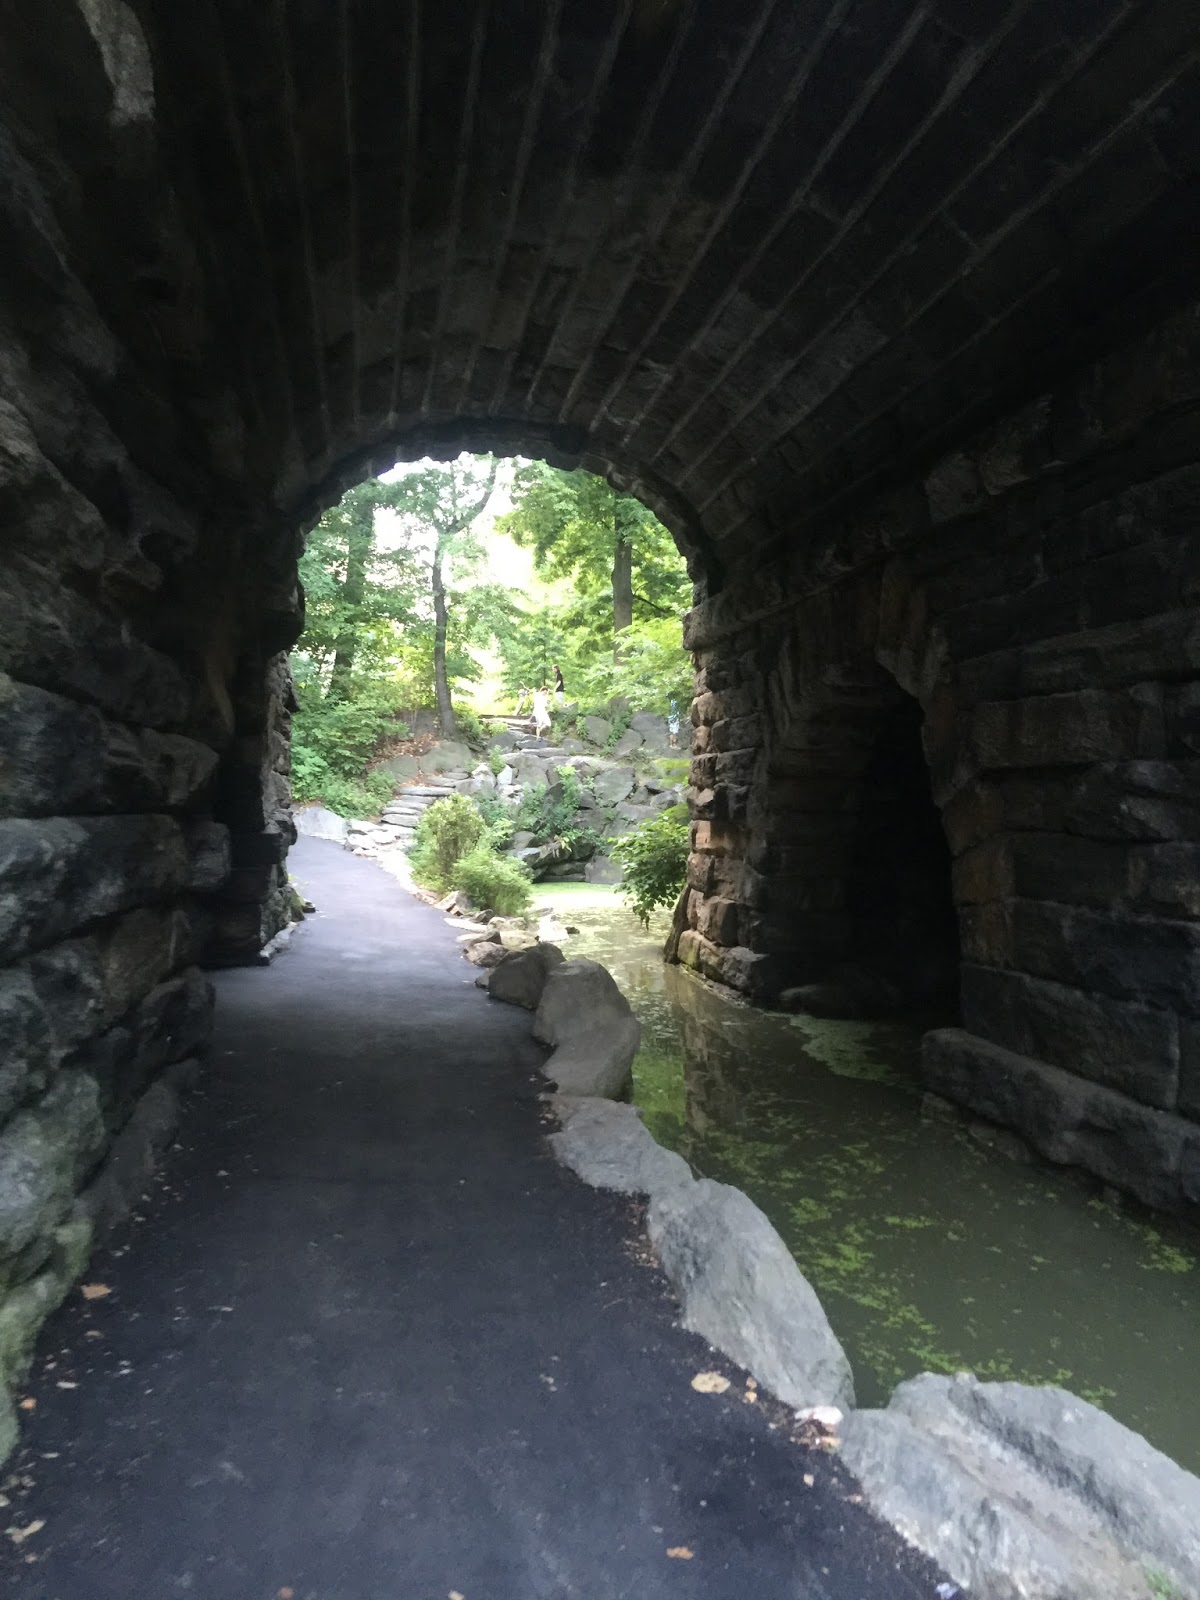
[3,839,949,1599]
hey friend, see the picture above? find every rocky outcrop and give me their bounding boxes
[294,806,350,845]
[648,1178,855,1414]
[486,943,565,1008]
[547,1092,854,1412]
[533,959,641,1098]
[841,1373,1200,1600]
[550,1096,693,1195]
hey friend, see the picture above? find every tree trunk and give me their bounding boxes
[432,539,455,737]
[327,511,373,698]
[612,532,634,654]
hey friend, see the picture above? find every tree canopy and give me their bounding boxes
[497,462,689,649]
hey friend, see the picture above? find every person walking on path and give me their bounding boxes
[532,684,552,737]
[553,663,566,705]
[667,697,681,749]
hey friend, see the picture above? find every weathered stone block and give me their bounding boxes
[0,815,189,961]
[952,837,1013,903]
[1007,901,1200,1012]
[1066,760,1200,842]
[922,1027,1193,1213]
[1009,833,1128,908]
[1181,1021,1200,1121]
[1127,842,1200,918]
[0,555,190,728]
[1015,610,1200,696]
[941,780,1003,855]
[694,895,738,946]
[0,968,55,1121]
[187,820,232,891]
[738,908,852,957]
[960,964,1179,1110]
[970,686,1164,770]
[0,1072,106,1274]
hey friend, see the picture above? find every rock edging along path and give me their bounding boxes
[483,945,1200,1600]
[1,837,948,1600]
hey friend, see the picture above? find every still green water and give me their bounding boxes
[538,883,1200,1473]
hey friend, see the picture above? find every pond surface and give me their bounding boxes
[537,883,1200,1474]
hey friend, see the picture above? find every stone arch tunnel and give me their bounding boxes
[3,0,1200,1390]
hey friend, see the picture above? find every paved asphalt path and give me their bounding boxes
[3,837,952,1599]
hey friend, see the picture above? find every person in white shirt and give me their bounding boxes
[532,685,552,737]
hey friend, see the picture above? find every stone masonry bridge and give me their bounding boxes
[2,0,1200,1411]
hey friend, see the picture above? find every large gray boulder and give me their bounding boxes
[420,740,474,774]
[582,715,611,746]
[487,942,565,1008]
[592,765,635,806]
[294,806,349,845]
[647,1178,855,1412]
[533,958,640,1097]
[550,1097,693,1195]
[512,751,549,789]
[610,727,644,758]
[841,1372,1200,1600]
[630,710,672,751]
[375,752,419,780]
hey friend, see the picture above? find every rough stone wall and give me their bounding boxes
[674,298,1200,1211]
[0,305,299,1439]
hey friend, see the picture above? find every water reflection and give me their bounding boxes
[538,883,1200,1473]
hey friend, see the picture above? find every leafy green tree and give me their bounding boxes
[498,463,690,655]
[297,480,425,694]
[382,456,500,733]
[611,806,691,926]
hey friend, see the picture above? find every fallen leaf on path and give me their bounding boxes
[666,1547,694,1560]
[277,1588,294,1598]
[690,1372,730,1395]
[6,1521,45,1546]
[80,1284,111,1301]
[803,1473,815,1487]
[55,1382,78,1390]
[17,1399,35,1412]
[449,1591,466,1599]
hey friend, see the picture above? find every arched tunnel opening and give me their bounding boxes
[845,695,960,1017]
[1,0,1200,1586]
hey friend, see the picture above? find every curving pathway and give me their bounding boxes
[3,839,950,1599]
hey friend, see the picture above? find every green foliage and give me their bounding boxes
[497,610,692,720]
[451,845,533,916]
[453,706,488,745]
[515,766,582,842]
[294,768,395,820]
[610,805,690,926]
[487,746,507,776]
[408,794,486,893]
[499,463,687,607]
[606,705,633,746]
[472,793,514,841]
[1145,1568,1183,1600]
[290,664,410,814]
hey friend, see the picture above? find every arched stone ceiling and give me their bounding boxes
[1,0,1198,586]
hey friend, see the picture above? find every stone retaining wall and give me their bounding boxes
[0,300,300,1424]
[674,298,1200,1209]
